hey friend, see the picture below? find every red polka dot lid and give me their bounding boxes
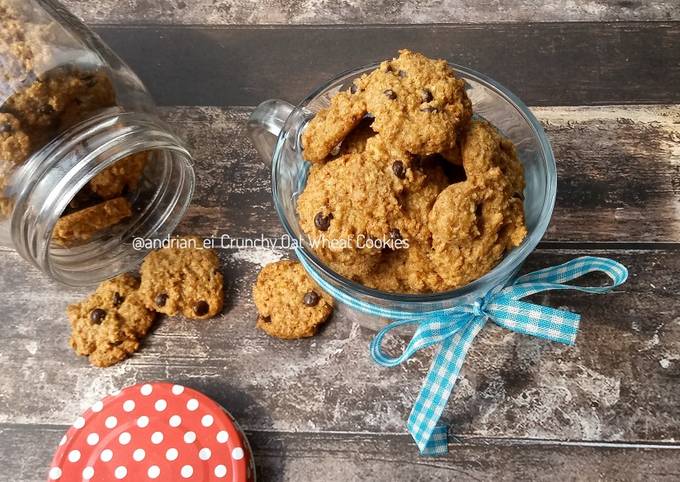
[48,382,255,481]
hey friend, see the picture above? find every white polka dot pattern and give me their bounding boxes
[47,383,255,481]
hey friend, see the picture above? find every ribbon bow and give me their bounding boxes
[296,253,628,455]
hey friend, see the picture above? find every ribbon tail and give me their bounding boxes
[407,316,486,455]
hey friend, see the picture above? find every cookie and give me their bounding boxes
[139,238,224,320]
[427,173,526,289]
[0,113,31,218]
[253,260,333,339]
[89,151,148,200]
[335,117,376,157]
[355,49,472,157]
[52,196,132,246]
[301,90,367,163]
[301,50,471,163]
[67,273,156,367]
[296,152,403,278]
[364,240,445,294]
[394,156,451,241]
[461,120,525,197]
[0,112,31,167]
[58,70,117,130]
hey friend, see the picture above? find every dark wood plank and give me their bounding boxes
[3,426,680,482]
[155,105,680,243]
[92,23,680,107]
[0,248,678,445]
[63,0,680,25]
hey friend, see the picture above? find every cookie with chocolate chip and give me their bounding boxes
[296,152,403,279]
[253,260,333,339]
[67,273,156,367]
[139,237,224,320]
[301,50,472,163]
[356,49,472,157]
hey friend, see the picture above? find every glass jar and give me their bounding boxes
[0,0,195,286]
[248,63,556,330]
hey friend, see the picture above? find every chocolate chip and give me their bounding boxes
[261,316,271,323]
[392,160,406,179]
[303,291,320,307]
[90,308,106,324]
[155,293,168,307]
[38,104,55,115]
[420,106,438,113]
[420,89,433,103]
[112,292,124,307]
[349,84,358,94]
[314,212,333,231]
[383,89,397,100]
[389,228,402,241]
[398,69,407,78]
[194,301,210,317]
[0,122,13,133]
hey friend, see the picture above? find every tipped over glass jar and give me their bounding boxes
[0,0,195,286]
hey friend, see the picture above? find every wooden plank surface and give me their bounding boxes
[1,247,678,443]
[2,8,679,482]
[158,105,680,243]
[3,426,680,482]
[62,0,680,25]
[92,23,680,106]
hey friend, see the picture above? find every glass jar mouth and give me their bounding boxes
[10,110,195,286]
[273,62,557,303]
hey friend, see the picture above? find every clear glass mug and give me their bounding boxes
[248,63,556,329]
[0,0,194,286]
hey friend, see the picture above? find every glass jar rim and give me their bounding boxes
[272,61,557,303]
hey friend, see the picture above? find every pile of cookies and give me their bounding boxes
[0,0,143,244]
[68,238,224,367]
[297,50,528,294]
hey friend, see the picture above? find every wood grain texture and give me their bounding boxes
[0,247,678,445]
[154,105,680,242]
[3,426,680,482]
[93,23,680,106]
[62,0,680,25]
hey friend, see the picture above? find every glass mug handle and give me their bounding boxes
[247,99,296,167]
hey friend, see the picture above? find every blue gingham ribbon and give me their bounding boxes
[297,253,628,455]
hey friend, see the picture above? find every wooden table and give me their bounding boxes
[2,2,680,481]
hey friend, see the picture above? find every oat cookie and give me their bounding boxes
[0,112,30,167]
[296,152,403,279]
[67,273,156,367]
[364,240,445,294]
[427,173,526,289]
[354,49,472,157]
[301,50,471,163]
[52,196,132,246]
[253,260,333,339]
[89,151,148,199]
[335,117,376,157]
[301,90,367,163]
[139,238,224,320]
[461,120,525,197]
[0,113,31,218]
